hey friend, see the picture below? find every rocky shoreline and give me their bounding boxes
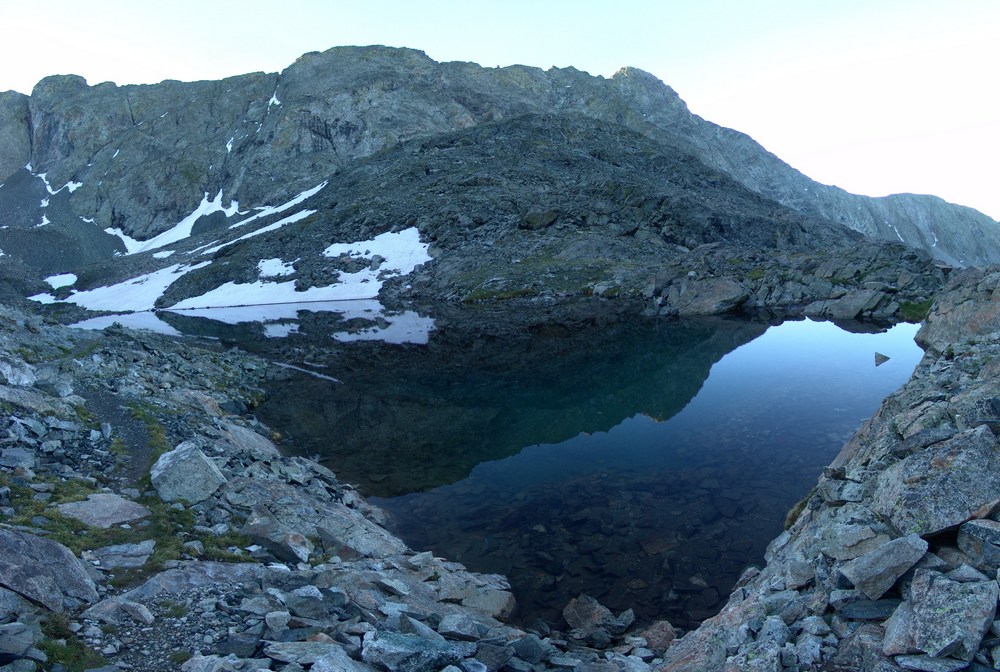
[1,264,997,672]
[0,305,672,672]
[662,268,1000,672]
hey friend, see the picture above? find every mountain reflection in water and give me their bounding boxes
[250,309,921,628]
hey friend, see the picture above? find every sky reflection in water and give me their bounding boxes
[372,319,923,626]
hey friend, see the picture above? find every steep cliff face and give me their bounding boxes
[0,45,994,289]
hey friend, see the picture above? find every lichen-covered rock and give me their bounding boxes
[957,519,1000,572]
[360,630,475,672]
[871,425,1000,536]
[906,569,998,661]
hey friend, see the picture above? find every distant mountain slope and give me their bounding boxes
[0,45,994,276]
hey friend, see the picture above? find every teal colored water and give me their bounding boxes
[367,319,923,627]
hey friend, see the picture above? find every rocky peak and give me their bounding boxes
[0,90,29,178]
[0,44,996,287]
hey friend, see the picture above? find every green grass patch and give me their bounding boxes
[170,651,194,665]
[898,298,933,322]
[128,403,171,458]
[38,612,88,672]
[39,633,108,672]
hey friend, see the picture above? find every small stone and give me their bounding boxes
[894,654,970,671]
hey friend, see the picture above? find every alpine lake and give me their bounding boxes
[154,300,924,630]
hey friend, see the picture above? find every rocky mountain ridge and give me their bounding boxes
[0,45,997,311]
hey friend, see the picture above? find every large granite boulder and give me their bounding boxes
[151,441,227,503]
[882,569,998,662]
[871,425,1000,536]
[223,478,406,559]
[838,534,928,600]
[360,630,475,672]
[0,528,98,612]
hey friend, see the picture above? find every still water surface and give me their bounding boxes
[362,318,922,627]
[162,306,928,628]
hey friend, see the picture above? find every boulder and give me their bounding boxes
[241,506,314,563]
[361,630,475,672]
[804,289,886,320]
[562,594,633,635]
[437,613,489,642]
[956,518,1000,572]
[820,523,891,561]
[461,590,516,621]
[150,441,227,503]
[0,447,34,470]
[907,569,998,661]
[838,534,928,599]
[871,425,1000,536]
[57,492,152,528]
[264,641,347,665]
[666,277,748,316]
[312,646,377,672]
[0,528,98,612]
[217,422,281,460]
[639,620,677,655]
[85,539,156,568]
[224,477,406,559]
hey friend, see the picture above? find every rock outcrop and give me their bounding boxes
[0,46,996,305]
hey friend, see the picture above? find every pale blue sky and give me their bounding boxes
[2,0,997,220]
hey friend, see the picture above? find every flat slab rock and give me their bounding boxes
[57,492,151,529]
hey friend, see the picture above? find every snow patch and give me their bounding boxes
[322,227,432,277]
[113,149,120,158]
[229,182,327,230]
[226,137,234,153]
[127,190,240,254]
[264,323,299,338]
[44,273,77,289]
[258,258,295,277]
[81,217,95,224]
[104,227,144,254]
[69,312,183,336]
[268,91,281,107]
[201,209,314,256]
[890,224,905,243]
[168,275,364,310]
[30,168,83,195]
[36,214,50,227]
[152,250,175,259]
[40,198,49,208]
[31,262,211,312]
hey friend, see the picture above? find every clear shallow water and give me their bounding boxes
[364,319,923,627]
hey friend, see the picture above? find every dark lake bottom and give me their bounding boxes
[227,307,922,630]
